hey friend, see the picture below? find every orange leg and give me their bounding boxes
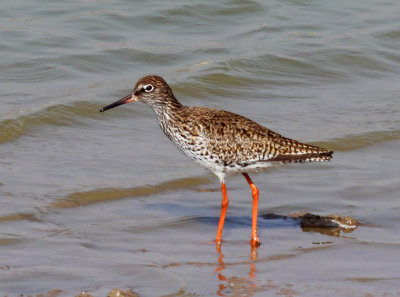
[216,183,229,245]
[243,173,261,246]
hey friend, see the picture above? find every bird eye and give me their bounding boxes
[144,84,154,92]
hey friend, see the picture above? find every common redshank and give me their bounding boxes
[100,75,333,246]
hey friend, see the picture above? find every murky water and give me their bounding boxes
[1,0,400,296]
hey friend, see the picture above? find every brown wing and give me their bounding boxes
[177,107,332,164]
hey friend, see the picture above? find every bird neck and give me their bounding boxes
[151,94,183,124]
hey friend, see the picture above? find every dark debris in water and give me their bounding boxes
[106,289,139,297]
[76,289,139,297]
[300,213,359,229]
[262,212,359,236]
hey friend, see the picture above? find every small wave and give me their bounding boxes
[0,101,102,144]
[50,176,210,209]
[0,212,37,223]
[0,177,210,229]
[314,129,400,152]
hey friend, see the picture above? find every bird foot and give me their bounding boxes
[250,236,260,247]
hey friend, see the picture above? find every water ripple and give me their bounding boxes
[0,102,101,144]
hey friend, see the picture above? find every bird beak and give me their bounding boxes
[99,94,136,112]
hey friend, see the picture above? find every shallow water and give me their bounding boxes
[1,0,400,296]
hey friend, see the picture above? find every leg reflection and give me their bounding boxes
[249,245,258,279]
[215,243,260,296]
[216,244,227,296]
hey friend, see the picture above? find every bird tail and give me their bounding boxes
[267,150,333,164]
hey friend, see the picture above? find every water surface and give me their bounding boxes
[1,0,400,296]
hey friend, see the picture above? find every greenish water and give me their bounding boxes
[1,0,400,296]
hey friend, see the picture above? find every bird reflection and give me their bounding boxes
[215,244,259,296]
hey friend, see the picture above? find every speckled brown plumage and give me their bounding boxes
[100,75,333,247]
[125,75,333,182]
